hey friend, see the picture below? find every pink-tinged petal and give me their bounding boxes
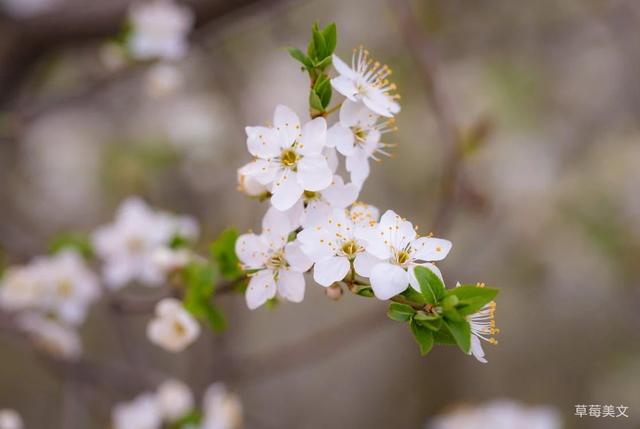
[313,256,350,287]
[273,104,301,147]
[327,123,355,156]
[276,269,305,303]
[271,170,304,211]
[245,270,276,310]
[296,155,333,191]
[345,152,370,187]
[331,76,358,100]
[353,251,381,278]
[246,126,281,158]
[331,54,357,79]
[369,263,409,300]
[411,237,452,262]
[284,241,313,272]
[408,263,444,293]
[235,233,268,268]
[322,176,359,209]
[299,117,327,156]
[340,99,377,127]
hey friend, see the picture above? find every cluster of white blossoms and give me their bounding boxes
[113,379,242,429]
[235,46,456,309]
[0,249,100,359]
[93,197,199,290]
[427,400,561,429]
[0,409,23,429]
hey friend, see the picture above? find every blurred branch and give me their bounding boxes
[391,0,489,233]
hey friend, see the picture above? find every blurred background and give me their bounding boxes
[1,0,640,428]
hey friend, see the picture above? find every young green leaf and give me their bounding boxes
[210,228,242,280]
[287,47,313,69]
[433,324,457,345]
[48,233,94,259]
[355,287,374,297]
[311,24,327,59]
[203,303,226,332]
[387,302,415,322]
[400,287,428,305]
[321,23,337,57]
[446,285,499,316]
[444,319,471,354]
[309,90,324,112]
[414,312,443,331]
[413,265,445,304]
[410,321,434,356]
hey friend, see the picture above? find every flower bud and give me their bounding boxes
[325,284,343,301]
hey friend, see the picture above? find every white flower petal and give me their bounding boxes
[246,126,281,158]
[284,241,313,272]
[470,335,487,363]
[340,99,377,127]
[369,263,409,300]
[345,152,370,187]
[276,269,305,303]
[271,170,304,211]
[235,233,267,268]
[245,270,276,310]
[299,117,327,156]
[331,75,358,100]
[313,256,350,287]
[296,155,333,191]
[273,104,301,147]
[331,54,357,79]
[322,176,359,209]
[411,237,452,262]
[327,123,355,156]
[353,252,381,278]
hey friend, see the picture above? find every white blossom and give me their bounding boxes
[147,298,200,352]
[235,208,312,309]
[462,283,499,363]
[428,400,561,429]
[241,105,333,211]
[112,393,162,429]
[284,174,359,228]
[297,207,379,287]
[327,99,397,186]
[0,409,23,429]
[359,210,452,300]
[17,314,82,360]
[237,164,269,198]
[156,379,194,422]
[127,0,194,61]
[0,265,43,311]
[93,197,198,289]
[201,383,243,429]
[144,63,184,97]
[331,47,400,118]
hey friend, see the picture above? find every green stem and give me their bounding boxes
[390,295,428,311]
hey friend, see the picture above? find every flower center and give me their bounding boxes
[173,320,186,336]
[127,237,144,252]
[57,279,74,297]
[266,251,286,270]
[303,190,320,201]
[353,127,368,143]
[340,240,359,258]
[396,250,410,265]
[280,148,299,168]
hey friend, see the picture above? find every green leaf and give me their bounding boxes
[168,234,191,249]
[203,303,226,332]
[314,56,333,71]
[413,311,443,331]
[168,410,202,429]
[311,23,327,59]
[400,287,428,305]
[321,23,337,57]
[309,90,324,112]
[182,262,226,332]
[210,228,242,281]
[355,287,374,297]
[413,266,445,305]
[387,302,415,322]
[446,285,499,316]
[433,324,457,345]
[444,319,471,353]
[410,321,434,356]
[287,47,313,69]
[48,233,93,259]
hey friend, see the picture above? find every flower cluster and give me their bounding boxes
[0,249,100,359]
[235,24,499,362]
[112,379,242,429]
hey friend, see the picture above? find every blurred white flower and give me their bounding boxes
[144,63,184,98]
[156,379,194,422]
[331,47,400,118]
[93,197,199,289]
[112,393,162,429]
[242,105,333,211]
[327,99,397,186]
[428,400,561,429]
[235,208,312,309]
[151,247,192,274]
[127,0,194,61]
[297,207,378,287]
[348,201,380,226]
[147,298,200,352]
[237,165,269,198]
[0,250,100,326]
[17,314,82,360]
[284,174,359,228]
[359,210,451,300]
[0,409,23,429]
[201,383,243,429]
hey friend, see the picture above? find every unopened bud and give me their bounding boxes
[326,284,343,301]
